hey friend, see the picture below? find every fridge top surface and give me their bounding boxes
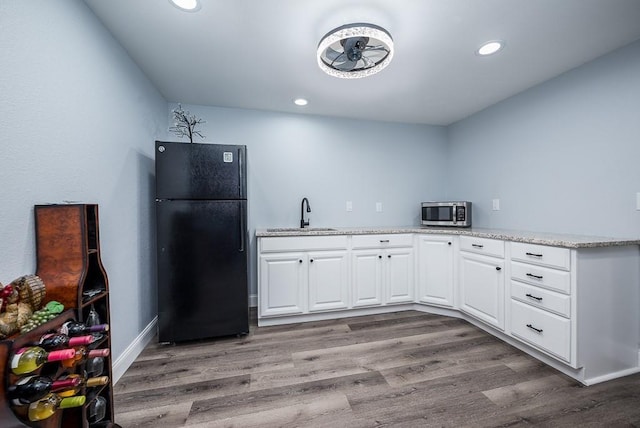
[155,141,247,200]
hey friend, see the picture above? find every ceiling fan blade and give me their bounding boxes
[361,56,374,68]
[363,45,388,52]
[325,46,344,61]
[335,60,357,70]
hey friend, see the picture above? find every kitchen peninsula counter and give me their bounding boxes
[256,226,640,249]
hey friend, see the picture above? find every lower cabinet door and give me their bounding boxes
[352,250,383,307]
[459,251,505,330]
[259,253,306,316]
[385,247,415,304]
[417,235,454,307]
[308,250,349,312]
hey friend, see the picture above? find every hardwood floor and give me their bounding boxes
[114,310,640,427]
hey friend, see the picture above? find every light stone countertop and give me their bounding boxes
[255,226,640,249]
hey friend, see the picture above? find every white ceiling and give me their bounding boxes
[83,0,640,126]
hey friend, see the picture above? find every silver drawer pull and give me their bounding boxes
[525,252,543,257]
[526,323,543,333]
[380,239,390,243]
[525,293,543,301]
[472,244,484,248]
[526,273,543,280]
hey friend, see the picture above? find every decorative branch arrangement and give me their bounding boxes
[169,103,206,143]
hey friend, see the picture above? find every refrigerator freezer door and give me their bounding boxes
[155,141,247,200]
[156,199,249,342]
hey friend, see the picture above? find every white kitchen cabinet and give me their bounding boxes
[507,241,575,364]
[459,247,505,330]
[258,236,349,318]
[571,245,639,383]
[417,235,454,307]
[511,241,570,270]
[257,229,640,385]
[510,261,570,294]
[351,250,384,307]
[510,280,570,318]
[460,235,505,258]
[510,299,571,362]
[385,247,415,304]
[351,233,414,249]
[351,235,414,307]
[505,241,640,384]
[308,250,349,312]
[259,252,307,317]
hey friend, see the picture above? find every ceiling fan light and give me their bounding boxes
[169,0,201,12]
[477,40,504,56]
[317,23,394,79]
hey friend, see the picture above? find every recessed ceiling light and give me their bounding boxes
[477,40,504,56]
[169,0,201,12]
[294,98,308,106]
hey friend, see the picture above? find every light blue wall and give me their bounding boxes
[0,0,166,359]
[448,40,640,238]
[164,104,449,297]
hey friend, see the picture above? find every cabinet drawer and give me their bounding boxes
[351,234,413,249]
[510,261,571,294]
[511,281,571,318]
[260,235,348,252]
[460,236,504,258]
[510,242,570,271]
[510,300,571,362]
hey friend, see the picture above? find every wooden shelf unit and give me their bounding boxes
[0,204,119,427]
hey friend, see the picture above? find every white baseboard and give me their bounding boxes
[112,316,157,384]
[115,298,255,383]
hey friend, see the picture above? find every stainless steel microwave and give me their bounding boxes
[421,201,472,227]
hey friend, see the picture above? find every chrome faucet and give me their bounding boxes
[300,197,311,228]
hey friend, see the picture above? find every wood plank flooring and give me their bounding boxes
[114,310,640,427]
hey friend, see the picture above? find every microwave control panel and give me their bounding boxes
[456,206,466,221]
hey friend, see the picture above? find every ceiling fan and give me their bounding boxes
[317,23,394,79]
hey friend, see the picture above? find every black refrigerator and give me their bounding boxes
[155,141,249,343]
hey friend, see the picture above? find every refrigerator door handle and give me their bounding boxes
[239,202,246,252]
[238,147,245,199]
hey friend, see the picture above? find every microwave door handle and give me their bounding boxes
[452,205,457,224]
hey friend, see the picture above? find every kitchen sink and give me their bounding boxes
[266,227,337,232]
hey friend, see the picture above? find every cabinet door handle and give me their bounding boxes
[526,252,543,257]
[387,254,391,258]
[525,293,543,301]
[526,273,543,279]
[526,323,543,333]
[495,266,502,271]
[380,239,390,243]
[310,259,314,263]
[378,255,382,259]
[448,242,451,245]
[472,244,484,248]
[299,259,303,263]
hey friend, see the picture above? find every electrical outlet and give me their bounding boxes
[376,202,383,212]
[637,193,640,211]
[492,199,500,211]
[346,201,353,212]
